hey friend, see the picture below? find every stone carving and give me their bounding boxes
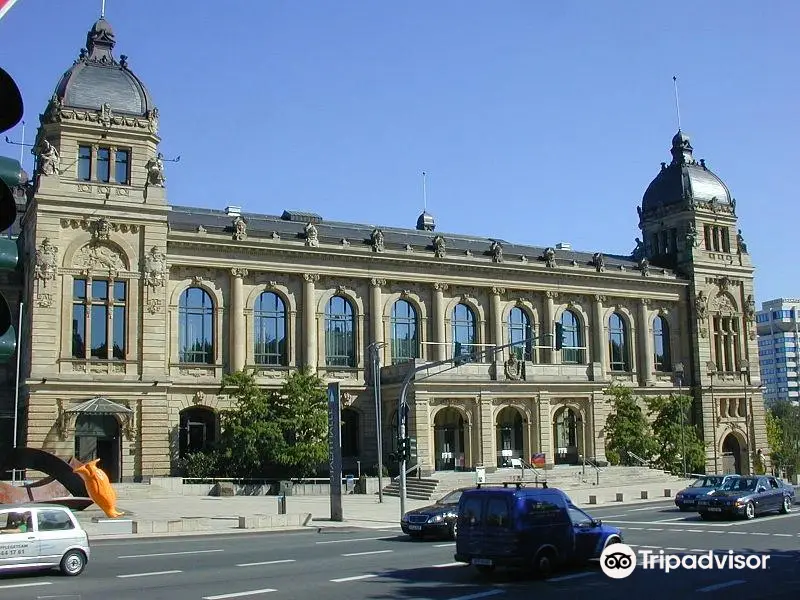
[74,244,125,273]
[713,294,736,315]
[34,238,59,284]
[197,225,207,234]
[542,247,556,268]
[685,222,700,250]
[490,241,503,263]
[193,391,206,405]
[43,93,63,124]
[465,249,472,257]
[504,354,523,381]
[146,298,162,314]
[745,294,756,322]
[93,218,112,241]
[519,255,528,263]
[695,291,708,319]
[432,235,446,258]
[340,238,350,246]
[639,257,650,276]
[433,282,449,291]
[143,246,167,288]
[303,273,320,283]
[99,102,113,127]
[592,252,605,272]
[231,268,248,278]
[145,153,166,186]
[369,278,386,287]
[147,107,159,134]
[305,223,319,247]
[736,229,748,254]
[632,237,645,260]
[35,138,60,176]
[491,286,505,296]
[36,292,54,308]
[370,229,384,252]
[232,216,247,241]
[341,392,358,407]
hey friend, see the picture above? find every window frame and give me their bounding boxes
[253,291,287,366]
[324,295,356,368]
[390,299,418,365]
[178,287,216,365]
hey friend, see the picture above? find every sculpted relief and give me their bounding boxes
[34,238,59,285]
[74,243,127,274]
[143,246,167,288]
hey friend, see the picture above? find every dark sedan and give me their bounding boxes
[697,475,796,520]
[401,489,466,539]
[674,474,740,511]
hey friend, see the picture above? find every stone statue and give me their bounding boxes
[93,218,112,241]
[100,102,113,127]
[737,229,748,254]
[490,240,503,263]
[143,246,167,288]
[145,153,166,186]
[592,252,605,272]
[731,197,737,215]
[370,228,384,253]
[745,294,756,322]
[632,237,645,260]
[433,235,446,258]
[695,291,708,319]
[232,216,247,241]
[685,222,699,250]
[305,222,319,247]
[639,257,650,276]
[147,107,159,134]
[504,353,523,380]
[36,139,60,176]
[43,94,63,124]
[637,206,642,221]
[543,247,556,268]
[34,238,59,284]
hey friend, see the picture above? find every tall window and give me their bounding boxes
[71,278,126,360]
[325,296,355,367]
[390,299,418,365]
[608,312,630,372]
[653,315,671,372]
[254,291,287,366]
[713,315,741,372]
[452,303,476,359]
[560,309,584,364]
[114,149,130,185]
[179,287,215,364]
[78,145,91,181]
[97,147,110,183]
[508,307,533,361]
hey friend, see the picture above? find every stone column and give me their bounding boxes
[229,268,247,372]
[303,273,319,371]
[538,391,554,468]
[369,278,385,348]
[490,287,504,352]
[543,291,556,363]
[592,294,606,370]
[638,299,653,386]
[433,282,448,361]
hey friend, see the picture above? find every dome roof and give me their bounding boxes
[53,18,154,117]
[416,210,436,231]
[641,130,731,213]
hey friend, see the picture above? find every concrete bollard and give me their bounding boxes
[641,490,648,500]
[278,494,287,515]
[615,492,624,502]
[664,488,671,497]
[588,495,597,505]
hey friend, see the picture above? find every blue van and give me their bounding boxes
[453,482,623,577]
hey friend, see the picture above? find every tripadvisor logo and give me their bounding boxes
[600,543,771,579]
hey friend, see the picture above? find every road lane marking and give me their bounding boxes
[548,572,596,583]
[203,589,278,599]
[117,570,183,578]
[774,533,793,537]
[331,574,379,582]
[342,549,394,557]
[627,507,666,512]
[686,529,704,533]
[434,542,456,547]
[118,549,224,559]
[640,545,660,549]
[446,590,505,600]
[236,559,296,567]
[605,520,732,527]
[646,528,663,531]
[728,531,746,535]
[432,562,464,568]
[688,549,706,553]
[751,532,769,536]
[0,582,52,590]
[666,547,687,551]
[696,580,745,593]
[316,536,392,545]
[592,514,626,518]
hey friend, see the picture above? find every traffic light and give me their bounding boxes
[554,322,565,351]
[398,437,408,462]
[0,66,24,364]
[408,437,417,461]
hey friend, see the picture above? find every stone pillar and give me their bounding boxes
[592,294,606,370]
[490,287,504,351]
[369,278,385,350]
[433,282,448,361]
[543,291,556,363]
[479,393,495,471]
[229,268,247,372]
[638,299,653,386]
[538,392,554,468]
[303,273,319,371]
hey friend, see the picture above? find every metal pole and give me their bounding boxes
[710,372,718,474]
[11,301,23,484]
[371,344,385,503]
[679,377,686,478]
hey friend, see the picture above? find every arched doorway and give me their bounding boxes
[433,407,465,472]
[496,407,524,468]
[341,409,360,458]
[74,414,121,483]
[553,407,580,465]
[179,407,217,457]
[721,433,743,475]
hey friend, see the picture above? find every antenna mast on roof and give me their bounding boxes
[422,171,428,212]
[101,0,106,17]
[672,75,682,131]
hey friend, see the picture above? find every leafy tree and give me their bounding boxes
[603,384,657,465]
[766,400,800,479]
[646,393,706,475]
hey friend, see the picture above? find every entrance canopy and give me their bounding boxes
[65,397,133,416]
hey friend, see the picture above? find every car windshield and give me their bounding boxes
[438,490,463,505]
[568,506,593,526]
[721,477,757,492]
[690,476,722,488]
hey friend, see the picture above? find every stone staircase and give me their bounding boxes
[381,477,439,500]
[112,482,174,500]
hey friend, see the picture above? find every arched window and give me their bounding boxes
[179,407,218,458]
[325,296,355,367]
[452,303,476,360]
[608,312,630,371]
[179,287,215,364]
[560,309,584,364]
[653,315,671,372]
[254,291,287,366]
[508,307,533,361]
[390,299,418,365]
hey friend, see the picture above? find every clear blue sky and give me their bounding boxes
[1,1,797,304]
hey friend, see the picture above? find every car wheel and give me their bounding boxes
[533,549,556,579]
[745,501,756,520]
[449,520,458,540]
[603,536,620,550]
[60,549,86,576]
[780,496,792,514]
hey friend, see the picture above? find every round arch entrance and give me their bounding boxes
[179,407,218,457]
[496,407,524,468]
[74,414,121,483]
[721,433,745,475]
[553,406,581,465]
[433,407,465,472]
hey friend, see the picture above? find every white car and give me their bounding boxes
[0,503,90,576]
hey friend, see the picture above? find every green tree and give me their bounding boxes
[646,394,706,475]
[603,384,657,465]
[766,400,800,478]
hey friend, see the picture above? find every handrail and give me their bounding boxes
[392,463,420,481]
[517,458,546,484]
[627,451,649,467]
[585,460,601,486]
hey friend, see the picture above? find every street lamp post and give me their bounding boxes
[368,342,387,503]
[739,359,751,473]
[674,362,686,477]
[707,361,719,474]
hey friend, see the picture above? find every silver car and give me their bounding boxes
[0,503,90,576]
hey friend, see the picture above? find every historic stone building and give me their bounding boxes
[11,17,767,481]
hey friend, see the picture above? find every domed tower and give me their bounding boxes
[638,130,765,475]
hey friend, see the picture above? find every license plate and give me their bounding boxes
[472,558,493,566]
[408,525,422,531]
[708,508,722,512]
[684,499,695,504]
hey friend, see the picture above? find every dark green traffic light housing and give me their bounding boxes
[0,68,23,133]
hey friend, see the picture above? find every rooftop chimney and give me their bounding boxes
[225,206,241,217]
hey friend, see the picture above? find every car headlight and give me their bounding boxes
[401,514,409,522]
[735,499,746,506]
[428,515,444,523]
[676,493,684,499]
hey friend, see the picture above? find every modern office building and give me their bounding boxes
[2,16,769,481]
[756,298,800,405]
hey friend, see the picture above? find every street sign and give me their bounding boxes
[327,381,343,521]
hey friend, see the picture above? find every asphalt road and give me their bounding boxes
[0,499,799,600]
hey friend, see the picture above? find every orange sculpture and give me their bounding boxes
[73,459,124,518]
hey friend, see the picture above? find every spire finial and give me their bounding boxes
[101,0,106,18]
[422,171,427,212]
[672,75,682,132]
